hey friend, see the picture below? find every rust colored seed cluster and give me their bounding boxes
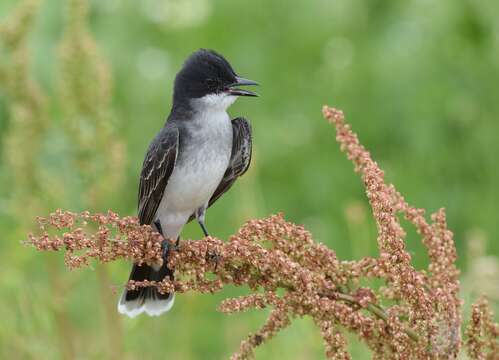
[27,210,164,269]
[465,297,499,359]
[26,106,498,359]
[323,106,463,357]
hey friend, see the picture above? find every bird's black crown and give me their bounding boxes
[173,49,238,102]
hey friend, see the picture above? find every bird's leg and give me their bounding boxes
[196,206,210,237]
[200,223,209,237]
[154,220,171,263]
[196,206,220,269]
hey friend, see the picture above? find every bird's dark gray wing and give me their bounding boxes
[138,126,179,226]
[207,117,252,208]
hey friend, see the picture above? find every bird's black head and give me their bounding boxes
[173,49,258,109]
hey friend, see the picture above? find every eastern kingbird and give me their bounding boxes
[118,49,257,317]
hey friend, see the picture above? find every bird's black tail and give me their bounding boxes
[117,262,174,317]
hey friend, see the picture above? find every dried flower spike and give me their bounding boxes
[25,106,497,359]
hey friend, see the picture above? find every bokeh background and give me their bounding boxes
[1,0,498,359]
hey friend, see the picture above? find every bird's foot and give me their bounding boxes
[161,239,180,266]
[161,239,172,263]
[205,249,221,271]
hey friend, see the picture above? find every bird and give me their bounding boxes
[118,49,258,317]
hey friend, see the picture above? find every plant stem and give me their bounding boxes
[273,278,419,342]
[334,293,420,342]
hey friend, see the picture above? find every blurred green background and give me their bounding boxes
[1,0,498,359]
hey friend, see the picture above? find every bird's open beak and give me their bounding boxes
[226,76,259,97]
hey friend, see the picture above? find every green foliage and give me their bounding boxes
[0,0,497,358]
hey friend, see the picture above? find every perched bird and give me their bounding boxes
[118,49,258,317]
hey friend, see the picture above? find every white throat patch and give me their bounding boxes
[194,93,237,111]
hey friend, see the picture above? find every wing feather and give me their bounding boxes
[207,117,252,208]
[138,126,179,225]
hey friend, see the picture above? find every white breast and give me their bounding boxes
[155,106,233,239]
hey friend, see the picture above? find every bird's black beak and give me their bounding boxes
[226,76,259,97]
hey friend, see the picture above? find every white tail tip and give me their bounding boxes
[117,292,175,318]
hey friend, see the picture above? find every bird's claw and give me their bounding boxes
[205,250,221,271]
